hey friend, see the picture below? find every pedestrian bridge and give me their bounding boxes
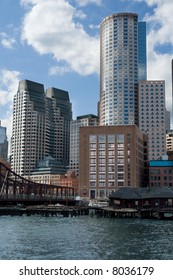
[0,162,75,205]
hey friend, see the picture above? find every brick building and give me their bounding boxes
[79,125,148,199]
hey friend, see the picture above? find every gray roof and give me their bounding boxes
[109,187,173,200]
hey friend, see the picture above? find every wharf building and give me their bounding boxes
[79,125,148,199]
[11,80,72,177]
[70,114,99,177]
[0,120,8,162]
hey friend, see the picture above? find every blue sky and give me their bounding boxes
[1,0,173,140]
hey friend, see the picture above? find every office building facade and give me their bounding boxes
[11,80,72,176]
[149,157,173,187]
[100,13,146,126]
[79,125,148,199]
[70,114,99,177]
[0,121,8,161]
[138,80,166,160]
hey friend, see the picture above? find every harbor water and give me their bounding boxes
[0,215,173,260]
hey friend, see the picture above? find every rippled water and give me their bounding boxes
[0,215,173,260]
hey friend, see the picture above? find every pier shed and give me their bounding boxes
[109,187,173,209]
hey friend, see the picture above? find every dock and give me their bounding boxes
[0,205,89,217]
[0,205,173,220]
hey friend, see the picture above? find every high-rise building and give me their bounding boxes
[46,87,72,167]
[0,120,8,161]
[138,80,166,160]
[79,125,148,199]
[11,80,72,176]
[70,114,99,177]
[100,13,146,126]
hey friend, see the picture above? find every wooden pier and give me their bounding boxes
[92,206,173,220]
[0,205,173,220]
[0,205,89,217]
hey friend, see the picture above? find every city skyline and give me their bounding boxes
[1,0,173,141]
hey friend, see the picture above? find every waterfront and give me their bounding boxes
[0,215,173,260]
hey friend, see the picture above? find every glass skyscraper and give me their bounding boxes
[100,13,146,126]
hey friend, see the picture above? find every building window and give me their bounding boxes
[90,181,96,187]
[98,134,106,143]
[108,134,115,143]
[117,134,124,143]
[90,135,97,143]
[99,181,105,187]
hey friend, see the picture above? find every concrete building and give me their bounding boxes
[99,13,146,126]
[79,125,148,199]
[0,121,8,161]
[70,114,99,176]
[149,156,173,187]
[46,87,72,167]
[11,80,72,176]
[138,80,166,160]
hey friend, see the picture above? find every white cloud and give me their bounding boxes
[49,65,71,76]
[0,69,21,106]
[0,32,16,49]
[0,69,21,142]
[21,0,100,76]
[75,0,102,6]
[89,24,100,30]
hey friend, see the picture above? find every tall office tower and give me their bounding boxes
[46,88,72,167]
[0,121,8,161]
[11,80,45,176]
[138,80,166,160]
[70,114,99,177]
[100,13,146,126]
[11,80,72,176]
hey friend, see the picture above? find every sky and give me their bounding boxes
[1,0,173,142]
